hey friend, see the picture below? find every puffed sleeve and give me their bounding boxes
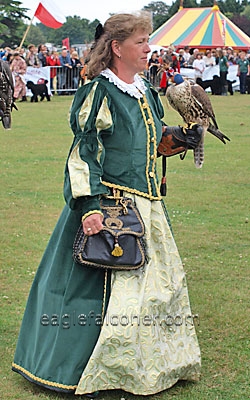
[64,80,114,216]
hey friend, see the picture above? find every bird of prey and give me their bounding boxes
[0,59,17,129]
[166,74,230,168]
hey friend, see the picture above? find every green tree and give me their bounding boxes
[217,0,243,14]
[34,16,100,48]
[167,0,198,19]
[241,4,250,18]
[143,1,170,30]
[26,25,46,47]
[199,0,214,6]
[0,0,29,47]
[232,14,250,35]
[182,0,198,6]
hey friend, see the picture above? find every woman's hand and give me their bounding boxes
[82,213,104,236]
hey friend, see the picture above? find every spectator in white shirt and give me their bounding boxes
[203,50,216,67]
[192,52,206,81]
[183,45,191,65]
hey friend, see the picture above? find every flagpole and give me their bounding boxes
[19,14,36,49]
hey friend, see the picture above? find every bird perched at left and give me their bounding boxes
[166,74,230,168]
[0,59,17,129]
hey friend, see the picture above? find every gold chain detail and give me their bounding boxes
[101,269,108,324]
[102,181,161,201]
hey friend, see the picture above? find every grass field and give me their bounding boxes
[0,92,249,400]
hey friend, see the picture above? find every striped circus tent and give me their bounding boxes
[149,5,250,50]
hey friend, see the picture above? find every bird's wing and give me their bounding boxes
[190,84,230,143]
[166,83,192,124]
[190,83,218,128]
[166,86,181,116]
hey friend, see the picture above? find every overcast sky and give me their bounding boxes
[20,0,171,24]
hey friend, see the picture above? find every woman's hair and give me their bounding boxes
[87,11,152,80]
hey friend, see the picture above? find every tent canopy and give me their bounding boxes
[149,5,250,50]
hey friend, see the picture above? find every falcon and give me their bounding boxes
[166,74,230,168]
[0,59,17,129]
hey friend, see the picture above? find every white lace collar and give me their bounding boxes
[100,68,147,99]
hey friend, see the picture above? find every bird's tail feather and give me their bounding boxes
[208,123,230,144]
[193,136,204,169]
[211,115,219,130]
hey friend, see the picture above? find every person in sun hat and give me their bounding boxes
[9,50,27,101]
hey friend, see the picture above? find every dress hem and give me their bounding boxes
[12,362,201,396]
[12,363,76,393]
[75,373,201,396]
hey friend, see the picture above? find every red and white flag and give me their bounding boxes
[34,0,66,29]
[62,37,70,50]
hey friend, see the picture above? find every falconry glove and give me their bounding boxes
[157,123,203,158]
[158,123,203,196]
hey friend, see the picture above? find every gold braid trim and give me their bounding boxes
[12,363,77,390]
[141,94,162,199]
[137,96,162,199]
[102,181,162,201]
[82,210,103,222]
[138,97,152,197]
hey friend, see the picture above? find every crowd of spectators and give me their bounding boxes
[146,45,250,95]
[0,44,89,98]
[1,44,250,97]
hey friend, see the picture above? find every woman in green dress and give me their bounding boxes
[13,11,201,396]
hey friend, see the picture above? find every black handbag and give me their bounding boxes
[73,197,146,270]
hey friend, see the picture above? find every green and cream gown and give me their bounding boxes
[12,69,201,395]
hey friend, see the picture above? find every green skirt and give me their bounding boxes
[13,195,201,395]
[12,204,111,393]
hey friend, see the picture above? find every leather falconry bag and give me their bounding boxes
[73,197,146,270]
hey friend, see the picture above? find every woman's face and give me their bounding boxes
[116,30,151,74]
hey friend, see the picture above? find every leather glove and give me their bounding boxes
[184,123,203,149]
[157,123,203,157]
[158,123,203,197]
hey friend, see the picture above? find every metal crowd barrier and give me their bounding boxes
[51,67,161,93]
[47,65,85,95]
[48,66,161,94]
[26,65,240,96]
[24,66,86,96]
[145,69,162,89]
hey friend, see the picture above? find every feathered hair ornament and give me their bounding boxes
[95,23,104,41]
[87,23,104,57]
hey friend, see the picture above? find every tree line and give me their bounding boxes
[1,0,250,49]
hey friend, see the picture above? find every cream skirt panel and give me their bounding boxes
[76,194,201,395]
